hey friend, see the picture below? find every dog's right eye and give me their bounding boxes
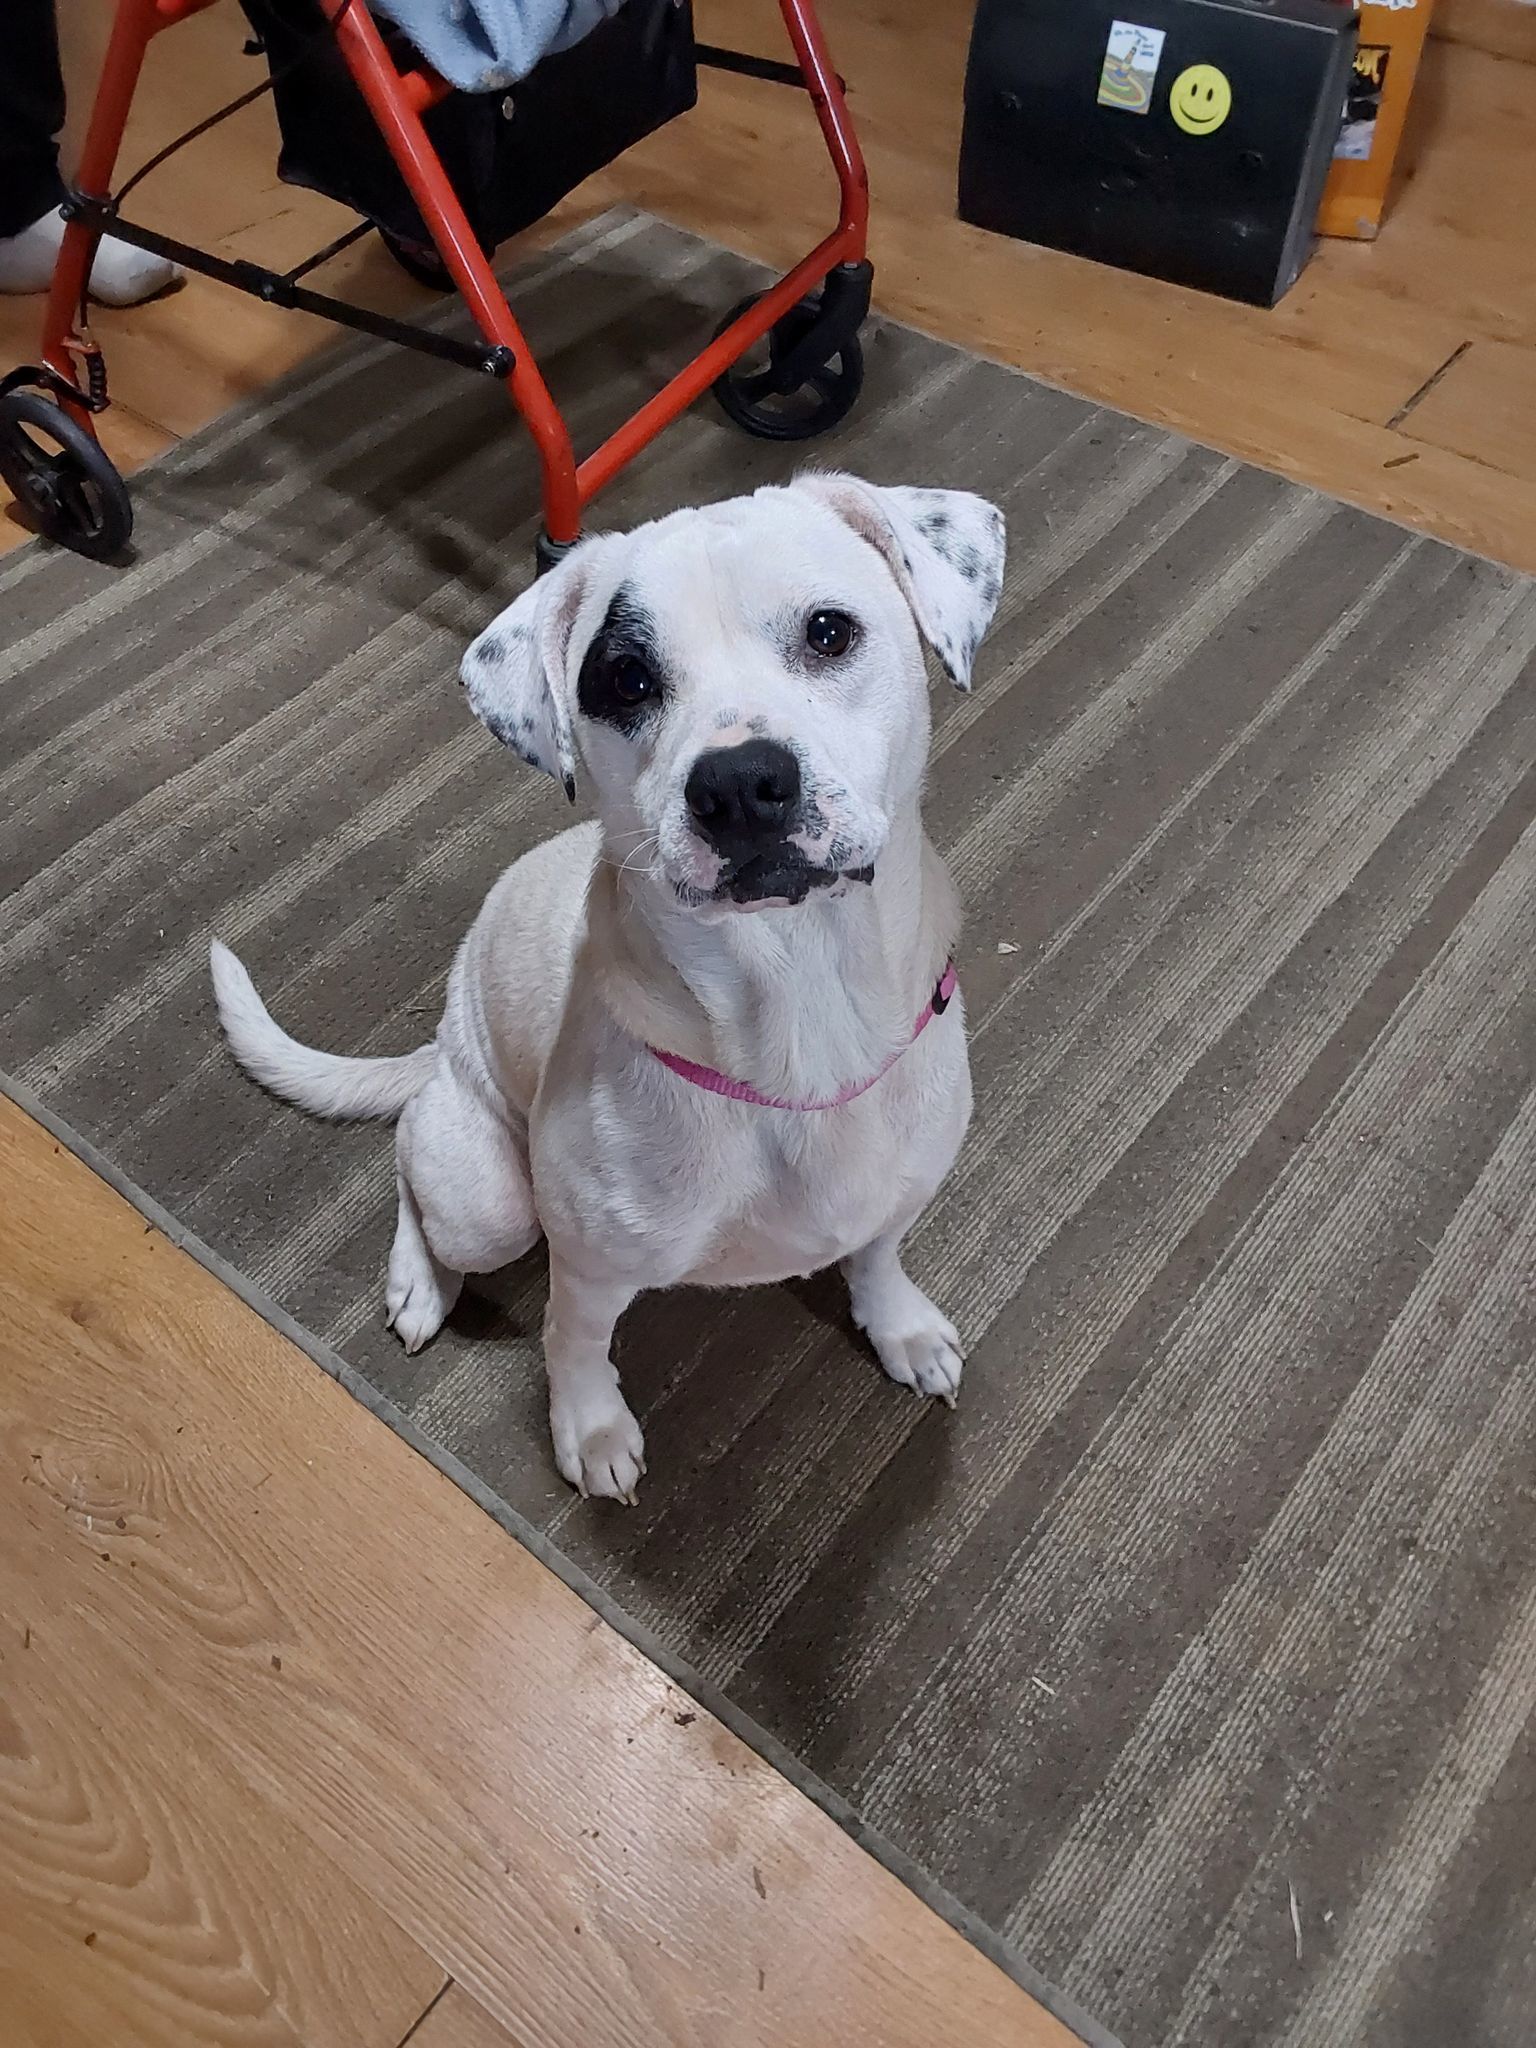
[608,655,658,707]
[577,590,668,735]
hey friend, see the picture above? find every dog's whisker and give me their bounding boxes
[612,835,661,882]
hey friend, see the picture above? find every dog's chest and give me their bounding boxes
[695,1123,902,1285]
[681,1044,967,1287]
[532,988,969,1290]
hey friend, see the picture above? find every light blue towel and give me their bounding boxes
[373,0,629,92]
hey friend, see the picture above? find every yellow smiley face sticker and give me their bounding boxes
[1169,64,1232,136]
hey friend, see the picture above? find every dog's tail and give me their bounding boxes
[209,940,434,1121]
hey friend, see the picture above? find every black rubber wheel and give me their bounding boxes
[711,290,864,442]
[0,390,132,560]
[378,226,454,291]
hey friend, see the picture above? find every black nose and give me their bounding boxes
[684,739,802,855]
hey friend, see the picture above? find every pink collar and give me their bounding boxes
[649,961,958,1112]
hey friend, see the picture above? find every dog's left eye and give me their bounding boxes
[805,609,856,658]
[608,655,659,707]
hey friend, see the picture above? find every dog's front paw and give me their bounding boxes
[858,1289,965,1407]
[551,1385,646,1503]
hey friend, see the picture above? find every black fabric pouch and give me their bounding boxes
[238,0,696,250]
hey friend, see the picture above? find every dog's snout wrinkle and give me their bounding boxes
[685,739,802,854]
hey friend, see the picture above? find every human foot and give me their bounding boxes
[0,207,183,306]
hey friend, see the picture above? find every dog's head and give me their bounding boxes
[460,475,1005,913]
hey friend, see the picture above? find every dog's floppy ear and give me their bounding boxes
[460,548,598,799]
[796,473,1006,690]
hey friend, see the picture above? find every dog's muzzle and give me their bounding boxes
[679,739,876,908]
[689,849,876,909]
[725,848,836,906]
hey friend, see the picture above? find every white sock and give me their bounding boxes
[0,206,182,307]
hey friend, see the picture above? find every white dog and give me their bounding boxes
[211,473,1005,1501]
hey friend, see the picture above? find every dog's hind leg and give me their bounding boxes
[386,1067,540,1353]
[386,1169,464,1354]
[844,1228,964,1407]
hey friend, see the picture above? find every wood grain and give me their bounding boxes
[0,1096,1076,2048]
[0,1568,444,2046]
[407,1985,528,2048]
[1398,335,1536,477]
[1436,0,1536,66]
[1,2,1534,566]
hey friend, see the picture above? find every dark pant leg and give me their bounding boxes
[0,0,67,236]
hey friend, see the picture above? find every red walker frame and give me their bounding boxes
[30,0,870,551]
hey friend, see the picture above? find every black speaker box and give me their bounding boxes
[959,0,1357,306]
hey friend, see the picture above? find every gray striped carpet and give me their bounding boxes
[4,210,1534,2048]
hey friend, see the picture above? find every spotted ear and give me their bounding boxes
[460,548,598,798]
[797,473,1006,690]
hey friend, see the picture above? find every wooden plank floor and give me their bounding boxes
[3,4,1534,2043]
[0,1097,1073,2048]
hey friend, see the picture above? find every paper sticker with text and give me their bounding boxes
[1098,20,1166,115]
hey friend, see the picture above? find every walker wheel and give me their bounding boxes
[378,226,454,291]
[0,389,133,561]
[711,291,864,442]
